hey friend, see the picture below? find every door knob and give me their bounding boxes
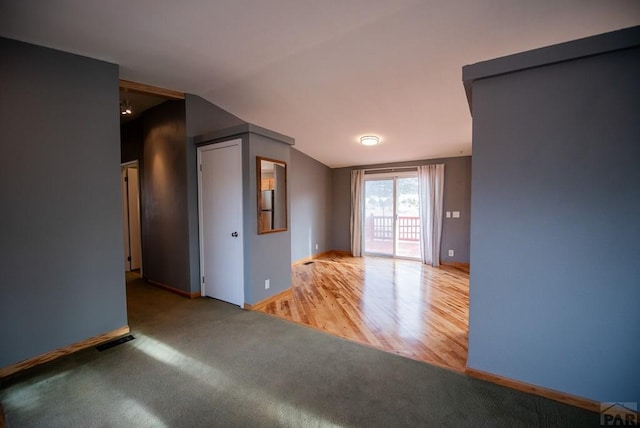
[231,232,238,237]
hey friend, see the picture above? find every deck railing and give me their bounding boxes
[366,216,420,241]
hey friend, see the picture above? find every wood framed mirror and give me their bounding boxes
[257,157,287,234]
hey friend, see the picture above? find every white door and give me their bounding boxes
[121,168,131,270]
[198,140,244,306]
[126,167,142,270]
[121,164,142,272]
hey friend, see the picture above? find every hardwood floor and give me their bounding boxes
[256,252,469,372]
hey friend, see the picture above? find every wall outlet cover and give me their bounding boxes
[448,250,454,257]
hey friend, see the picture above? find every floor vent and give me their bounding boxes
[303,261,315,265]
[96,335,135,352]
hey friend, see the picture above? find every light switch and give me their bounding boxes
[452,211,460,218]
[446,211,451,218]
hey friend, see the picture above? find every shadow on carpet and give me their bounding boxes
[0,277,600,427]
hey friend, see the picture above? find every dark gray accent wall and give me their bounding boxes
[120,118,143,164]
[119,94,246,295]
[0,38,127,367]
[185,94,247,294]
[330,157,472,263]
[465,30,640,402]
[290,149,332,262]
[140,100,191,293]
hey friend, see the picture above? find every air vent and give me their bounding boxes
[96,335,135,351]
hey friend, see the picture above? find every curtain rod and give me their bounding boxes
[363,167,418,175]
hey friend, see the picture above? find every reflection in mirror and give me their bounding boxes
[257,157,287,234]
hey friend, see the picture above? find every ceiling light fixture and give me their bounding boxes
[120,100,133,115]
[360,135,380,146]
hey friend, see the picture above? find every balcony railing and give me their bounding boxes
[365,216,420,241]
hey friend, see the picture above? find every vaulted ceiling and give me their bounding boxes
[1,1,638,167]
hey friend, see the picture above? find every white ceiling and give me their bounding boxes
[1,1,638,167]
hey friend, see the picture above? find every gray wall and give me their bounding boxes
[466,42,640,401]
[331,157,472,263]
[185,94,247,294]
[290,149,332,262]
[120,94,246,295]
[0,38,127,367]
[185,94,246,137]
[331,168,352,253]
[246,135,292,304]
[139,100,192,293]
[195,125,293,306]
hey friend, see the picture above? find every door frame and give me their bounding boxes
[197,139,244,303]
[363,170,420,260]
[118,79,181,281]
[121,160,143,275]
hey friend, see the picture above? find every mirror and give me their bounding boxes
[257,157,287,234]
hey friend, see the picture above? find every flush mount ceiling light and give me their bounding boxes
[360,135,380,146]
[120,100,133,115]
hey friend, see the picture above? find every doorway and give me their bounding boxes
[121,162,142,272]
[363,172,421,259]
[198,140,244,307]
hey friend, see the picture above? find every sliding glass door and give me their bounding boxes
[363,173,420,259]
[364,179,394,255]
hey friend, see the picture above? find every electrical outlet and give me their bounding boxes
[265,279,270,290]
[448,250,454,257]
[315,243,319,250]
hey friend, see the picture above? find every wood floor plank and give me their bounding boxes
[257,253,469,372]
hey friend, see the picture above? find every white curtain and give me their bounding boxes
[350,169,365,257]
[418,164,445,266]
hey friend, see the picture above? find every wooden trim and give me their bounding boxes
[440,261,470,273]
[0,326,130,378]
[256,156,288,235]
[329,250,352,257]
[147,279,201,299]
[244,288,292,311]
[119,79,184,99]
[465,367,601,413]
[292,250,335,266]
[440,261,469,269]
